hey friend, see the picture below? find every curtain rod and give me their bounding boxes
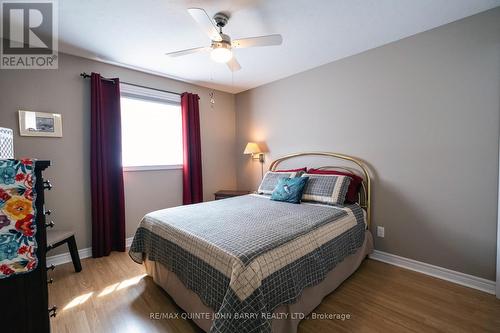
[79,72,182,96]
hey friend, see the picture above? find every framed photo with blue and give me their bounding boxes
[18,110,63,137]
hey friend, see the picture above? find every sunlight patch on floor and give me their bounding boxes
[116,274,147,291]
[62,274,147,310]
[96,274,147,297]
[63,292,94,310]
[98,282,120,297]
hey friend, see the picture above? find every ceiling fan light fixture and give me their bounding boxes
[210,45,233,63]
[165,8,283,72]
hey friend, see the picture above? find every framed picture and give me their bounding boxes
[18,110,63,137]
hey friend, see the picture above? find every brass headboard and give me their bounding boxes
[269,152,371,228]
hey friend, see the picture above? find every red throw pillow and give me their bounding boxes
[275,167,307,173]
[307,168,363,203]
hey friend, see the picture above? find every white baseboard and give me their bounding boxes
[125,236,134,248]
[47,239,496,295]
[369,250,496,295]
[46,247,92,267]
[46,237,135,267]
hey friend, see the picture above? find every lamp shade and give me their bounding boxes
[243,142,261,155]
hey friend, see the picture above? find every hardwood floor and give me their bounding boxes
[48,252,500,333]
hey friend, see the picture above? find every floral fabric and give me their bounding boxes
[0,159,37,278]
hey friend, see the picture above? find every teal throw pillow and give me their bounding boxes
[270,177,309,204]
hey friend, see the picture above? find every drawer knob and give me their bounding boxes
[47,278,54,284]
[45,221,55,228]
[43,180,52,190]
[48,306,57,317]
[47,264,55,271]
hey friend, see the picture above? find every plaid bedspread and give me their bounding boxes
[129,194,365,333]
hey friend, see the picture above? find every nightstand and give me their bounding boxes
[214,190,251,200]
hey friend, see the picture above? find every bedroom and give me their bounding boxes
[0,0,499,332]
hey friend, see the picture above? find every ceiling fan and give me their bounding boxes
[165,8,283,72]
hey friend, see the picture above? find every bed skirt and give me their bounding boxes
[144,230,374,333]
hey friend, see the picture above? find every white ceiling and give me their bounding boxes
[56,0,500,93]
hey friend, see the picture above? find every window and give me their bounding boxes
[120,83,183,171]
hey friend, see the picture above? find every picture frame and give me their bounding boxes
[18,110,63,137]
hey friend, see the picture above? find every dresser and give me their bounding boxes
[0,160,54,333]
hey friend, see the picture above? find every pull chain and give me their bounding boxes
[209,62,216,109]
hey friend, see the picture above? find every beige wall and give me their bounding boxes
[1,8,498,281]
[235,8,500,280]
[0,53,236,254]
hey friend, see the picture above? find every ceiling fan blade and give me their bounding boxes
[187,8,222,42]
[232,34,283,48]
[165,46,209,57]
[227,57,241,72]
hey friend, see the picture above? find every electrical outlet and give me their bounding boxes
[377,226,385,238]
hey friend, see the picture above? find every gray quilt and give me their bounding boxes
[129,194,365,333]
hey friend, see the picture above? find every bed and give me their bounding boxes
[129,152,373,333]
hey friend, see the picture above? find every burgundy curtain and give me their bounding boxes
[181,92,203,205]
[90,72,126,257]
